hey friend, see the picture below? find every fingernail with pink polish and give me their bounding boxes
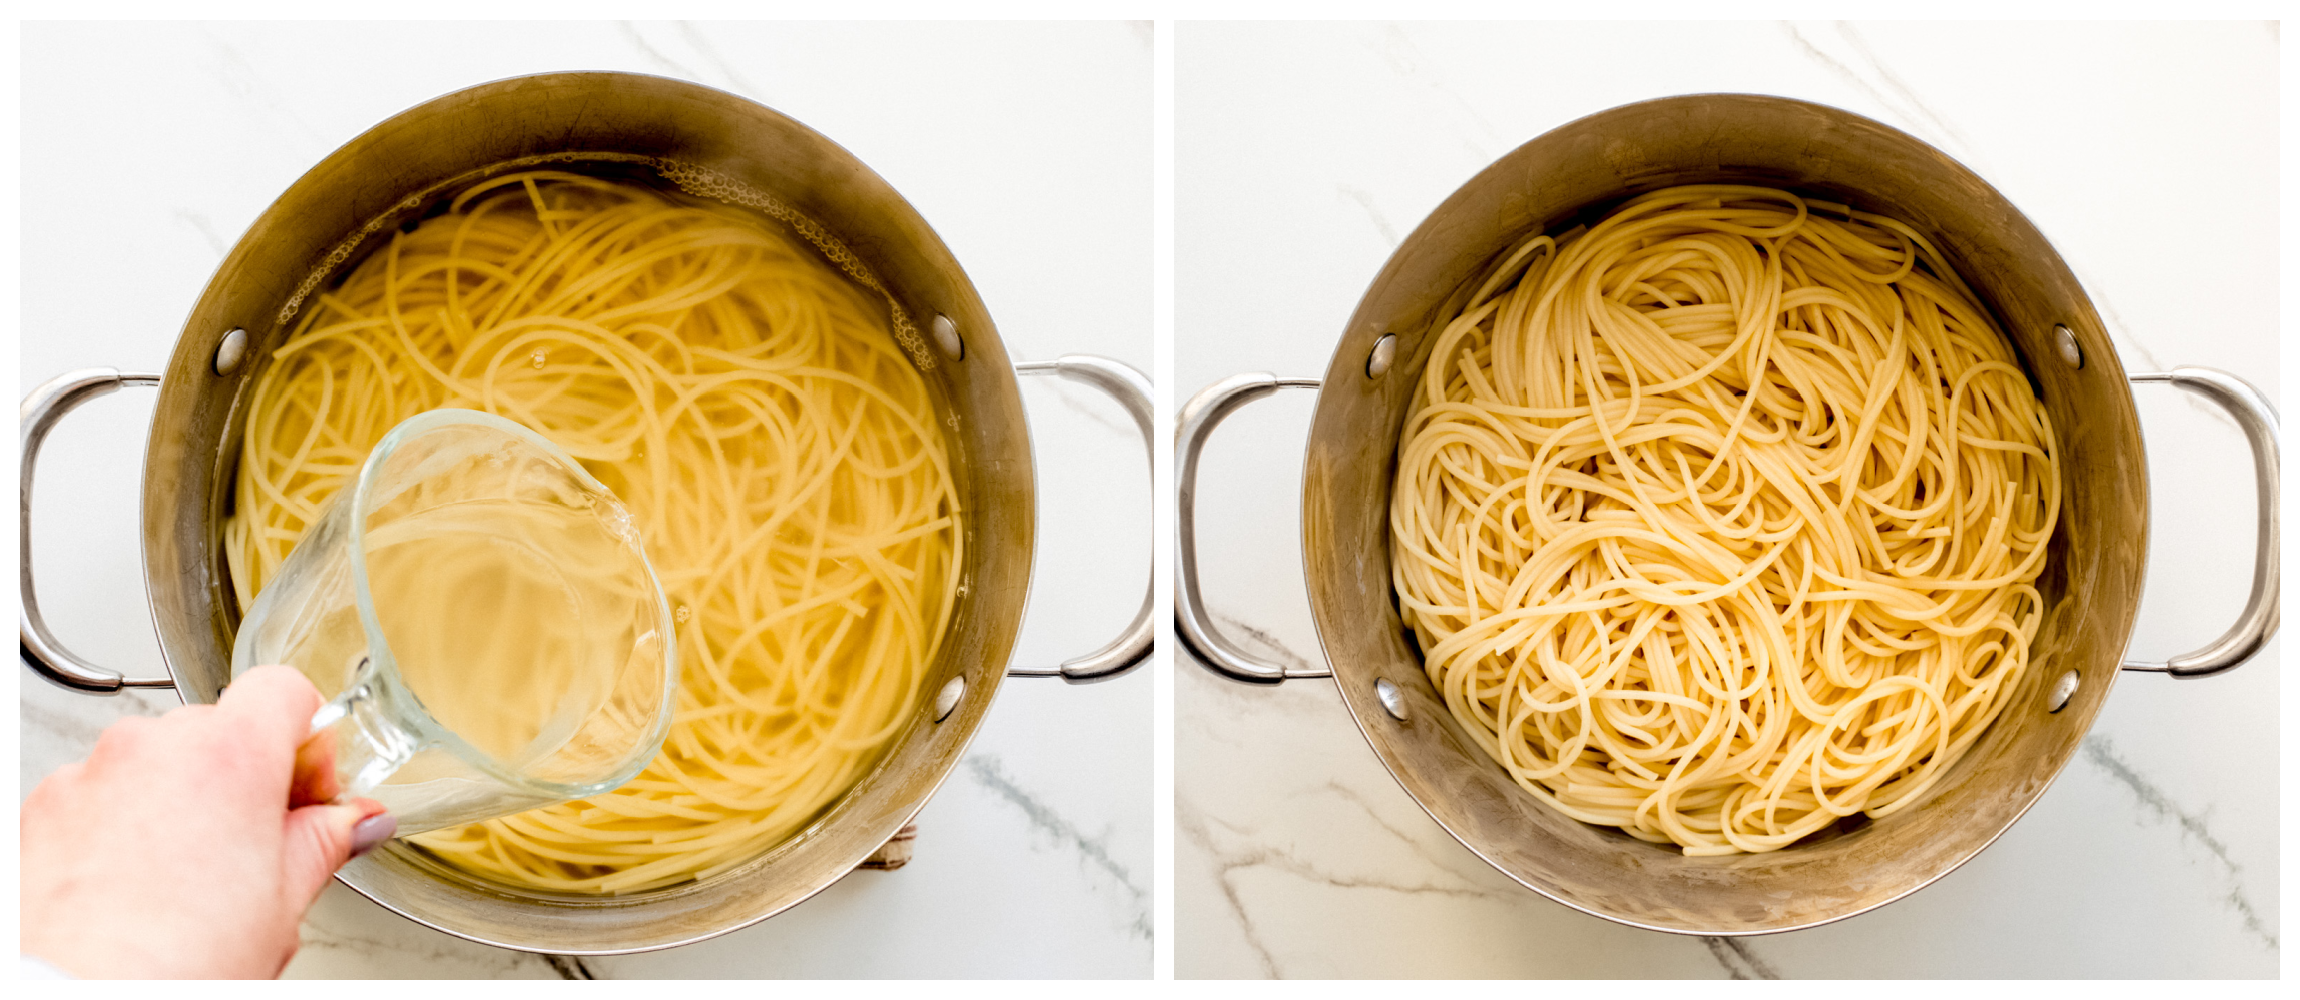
[350,813,397,858]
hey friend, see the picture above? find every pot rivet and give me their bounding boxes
[931,314,965,361]
[213,328,250,377]
[2054,325,2083,369]
[1375,677,1408,721]
[1366,333,1398,379]
[2047,668,2080,713]
[933,674,965,722]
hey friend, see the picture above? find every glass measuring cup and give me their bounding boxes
[231,409,678,836]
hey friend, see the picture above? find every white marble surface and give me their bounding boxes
[19,21,1149,978]
[1175,21,2279,978]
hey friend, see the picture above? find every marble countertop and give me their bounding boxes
[1174,21,2279,978]
[19,22,1150,978]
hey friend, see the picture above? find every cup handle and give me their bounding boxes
[305,656,420,798]
[1174,373,1328,683]
[1006,356,1156,683]
[2121,367,2280,678]
[18,368,176,694]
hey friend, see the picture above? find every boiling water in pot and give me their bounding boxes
[229,157,964,893]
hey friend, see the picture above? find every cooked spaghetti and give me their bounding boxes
[226,169,962,892]
[1389,185,2060,855]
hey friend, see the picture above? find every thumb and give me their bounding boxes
[280,800,394,906]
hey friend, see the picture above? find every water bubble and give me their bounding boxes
[531,350,548,369]
[594,503,638,543]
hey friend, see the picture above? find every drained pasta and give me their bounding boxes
[1389,185,2060,855]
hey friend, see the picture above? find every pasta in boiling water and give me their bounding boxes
[1389,185,2060,855]
[226,169,961,892]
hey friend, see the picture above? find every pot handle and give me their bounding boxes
[1006,355,1155,683]
[19,368,176,694]
[2122,367,2280,678]
[1175,373,1328,683]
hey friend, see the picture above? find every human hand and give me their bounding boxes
[20,665,394,979]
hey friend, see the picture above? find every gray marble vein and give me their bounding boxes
[192,26,326,146]
[1780,22,1983,173]
[1336,185,1401,248]
[1302,780,1501,888]
[1367,23,1501,162]
[295,922,543,978]
[2081,734,2278,950]
[1179,623,1327,756]
[1191,798,1504,898]
[21,694,155,748]
[193,24,267,103]
[2083,281,2250,440]
[2082,280,2170,375]
[617,22,700,86]
[616,21,767,105]
[22,687,176,801]
[1178,799,1282,976]
[1828,24,1986,168]
[1780,25,1894,118]
[963,754,1150,941]
[1176,667,1257,754]
[673,21,766,103]
[1027,377,1133,437]
[1209,613,1319,675]
[541,955,597,980]
[173,209,230,258]
[1179,794,1511,979]
[1701,937,1781,980]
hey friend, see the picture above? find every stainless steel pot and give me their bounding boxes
[1176,93,2278,936]
[19,72,1153,955]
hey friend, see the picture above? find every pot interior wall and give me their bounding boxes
[140,72,1032,953]
[1302,94,2147,933]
